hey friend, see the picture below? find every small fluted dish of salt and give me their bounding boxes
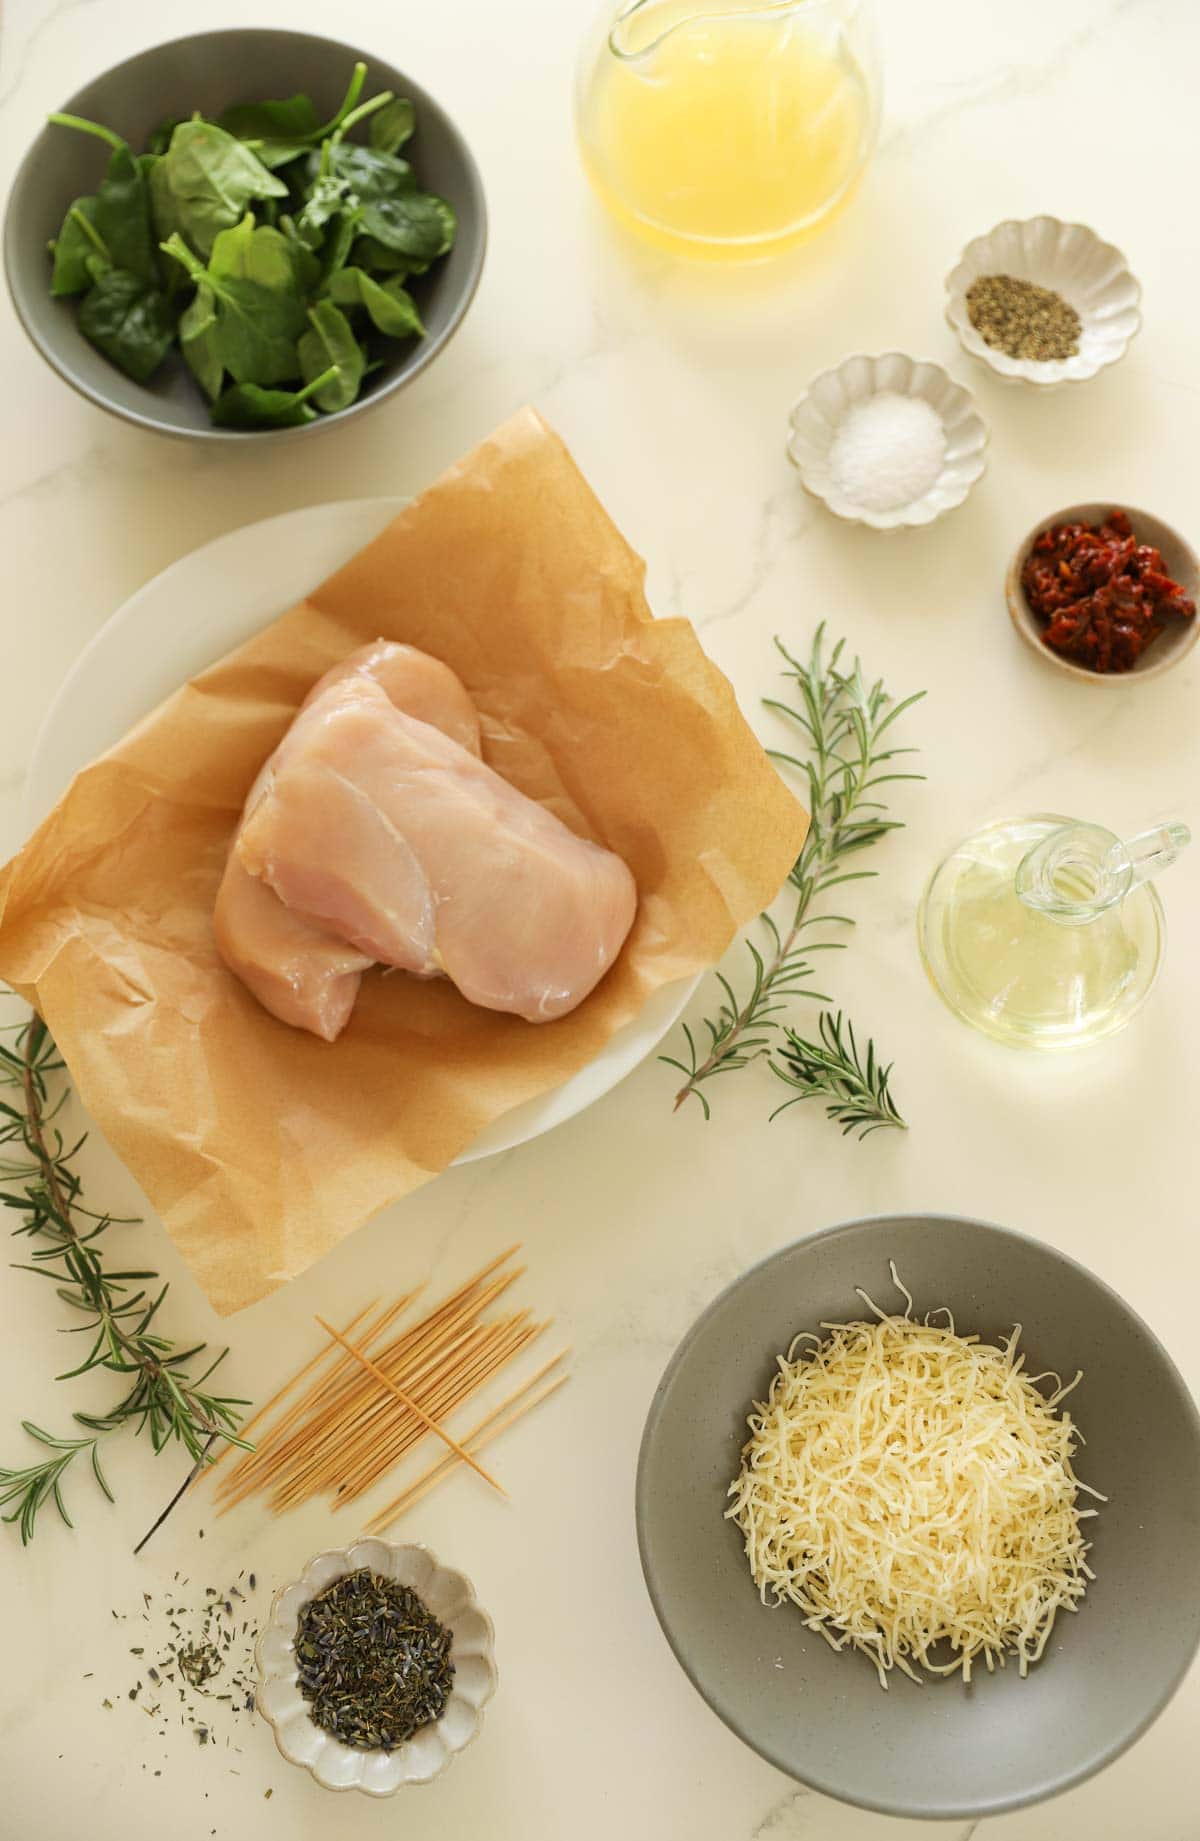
[787,353,989,530]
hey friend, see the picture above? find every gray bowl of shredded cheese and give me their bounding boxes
[636,1214,1200,1822]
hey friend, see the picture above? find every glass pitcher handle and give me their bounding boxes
[1108,821,1191,892]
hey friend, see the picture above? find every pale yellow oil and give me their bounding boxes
[578,6,871,259]
[936,874,1143,1048]
[918,817,1163,1051]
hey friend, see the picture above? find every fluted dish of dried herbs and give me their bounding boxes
[295,1569,454,1751]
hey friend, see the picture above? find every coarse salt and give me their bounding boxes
[828,391,946,513]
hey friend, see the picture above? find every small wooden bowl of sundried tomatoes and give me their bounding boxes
[1006,504,1199,683]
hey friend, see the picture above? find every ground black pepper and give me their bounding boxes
[966,273,1081,362]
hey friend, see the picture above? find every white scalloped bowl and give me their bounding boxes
[786,352,988,531]
[255,1539,497,1796]
[945,216,1142,387]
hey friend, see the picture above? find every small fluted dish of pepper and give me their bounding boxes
[1006,504,1199,683]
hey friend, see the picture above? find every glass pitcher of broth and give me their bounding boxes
[917,814,1190,1050]
[575,0,881,261]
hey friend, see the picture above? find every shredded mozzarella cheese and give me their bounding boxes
[727,1264,1104,1687]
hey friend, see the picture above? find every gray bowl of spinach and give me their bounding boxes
[3,29,486,438]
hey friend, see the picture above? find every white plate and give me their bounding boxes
[25,499,699,1165]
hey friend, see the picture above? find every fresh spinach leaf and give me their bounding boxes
[264,141,315,170]
[278,213,326,290]
[297,300,364,411]
[160,232,305,383]
[210,365,336,428]
[315,212,357,289]
[208,276,305,382]
[292,131,415,251]
[328,267,424,339]
[314,142,415,202]
[178,282,223,401]
[369,98,415,155]
[45,117,154,291]
[94,145,157,285]
[216,93,322,171]
[358,192,455,262]
[227,135,316,173]
[376,274,425,340]
[49,195,107,295]
[211,385,313,427]
[77,269,176,383]
[299,182,348,245]
[223,109,317,144]
[213,67,391,168]
[209,212,305,294]
[350,234,413,277]
[150,121,287,257]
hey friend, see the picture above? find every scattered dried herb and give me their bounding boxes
[295,1569,454,1751]
[100,1570,260,1761]
[178,1642,224,1689]
[966,273,1080,363]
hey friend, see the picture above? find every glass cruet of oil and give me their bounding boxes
[575,0,882,261]
[917,814,1190,1050]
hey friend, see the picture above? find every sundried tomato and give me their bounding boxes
[1020,509,1195,673]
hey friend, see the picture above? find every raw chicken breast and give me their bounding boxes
[214,642,482,1038]
[236,677,638,1023]
[213,850,373,1042]
[300,640,481,756]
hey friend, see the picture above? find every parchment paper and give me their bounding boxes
[0,410,808,1314]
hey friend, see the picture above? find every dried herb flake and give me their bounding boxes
[294,1568,454,1752]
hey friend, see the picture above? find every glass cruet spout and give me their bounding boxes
[1015,819,1191,926]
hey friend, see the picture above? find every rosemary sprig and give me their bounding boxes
[769,1011,906,1138]
[0,1013,251,1545]
[663,624,922,1121]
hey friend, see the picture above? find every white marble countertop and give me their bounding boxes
[2,1,1199,1837]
